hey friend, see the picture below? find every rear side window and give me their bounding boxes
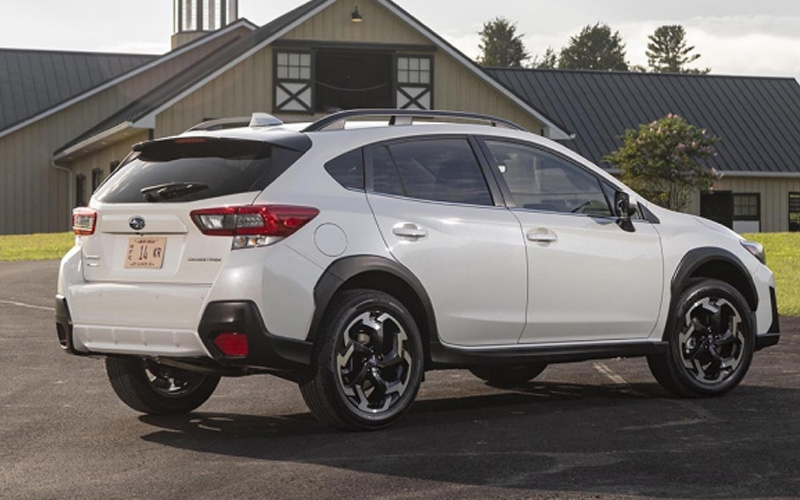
[94,138,304,203]
[370,138,493,206]
[324,149,364,190]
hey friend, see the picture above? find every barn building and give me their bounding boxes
[1,0,799,234]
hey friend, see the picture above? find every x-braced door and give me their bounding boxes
[396,55,432,110]
[274,51,313,113]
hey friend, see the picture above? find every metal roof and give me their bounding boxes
[487,68,800,174]
[0,49,156,132]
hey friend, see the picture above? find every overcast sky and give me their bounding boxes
[2,0,800,80]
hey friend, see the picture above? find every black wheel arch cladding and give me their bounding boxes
[665,247,759,342]
[308,255,439,358]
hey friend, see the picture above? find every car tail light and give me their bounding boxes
[72,208,97,236]
[213,332,249,357]
[190,205,319,249]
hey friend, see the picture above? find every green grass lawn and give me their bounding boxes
[0,232,74,262]
[0,231,797,315]
[744,233,800,317]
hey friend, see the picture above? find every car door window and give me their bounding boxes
[484,140,612,216]
[371,138,493,206]
[372,145,405,196]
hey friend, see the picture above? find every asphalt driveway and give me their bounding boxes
[1,260,798,499]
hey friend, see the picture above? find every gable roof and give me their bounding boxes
[375,0,569,139]
[0,18,258,140]
[55,0,570,159]
[54,0,332,158]
[487,68,800,175]
[0,49,156,133]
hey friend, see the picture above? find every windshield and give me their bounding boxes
[94,138,305,203]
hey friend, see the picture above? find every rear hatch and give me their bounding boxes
[80,136,307,285]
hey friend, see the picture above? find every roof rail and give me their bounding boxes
[302,109,527,132]
[185,117,251,133]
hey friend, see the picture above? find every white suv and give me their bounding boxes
[56,109,780,430]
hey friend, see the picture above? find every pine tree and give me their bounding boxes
[530,47,558,69]
[477,17,530,68]
[646,25,710,74]
[558,23,628,71]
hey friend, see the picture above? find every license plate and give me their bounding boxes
[125,237,167,269]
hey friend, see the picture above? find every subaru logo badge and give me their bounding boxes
[129,216,146,231]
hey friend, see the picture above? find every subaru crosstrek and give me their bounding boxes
[56,109,780,430]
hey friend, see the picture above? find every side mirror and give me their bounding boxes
[614,191,637,232]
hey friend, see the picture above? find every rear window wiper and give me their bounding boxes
[141,182,209,202]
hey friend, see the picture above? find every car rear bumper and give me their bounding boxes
[56,241,320,373]
[197,301,312,368]
[56,294,311,371]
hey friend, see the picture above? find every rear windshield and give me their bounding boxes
[94,138,305,203]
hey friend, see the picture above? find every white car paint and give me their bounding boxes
[58,117,777,360]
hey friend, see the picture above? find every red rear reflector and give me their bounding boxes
[72,208,97,236]
[190,205,319,237]
[213,332,249,357]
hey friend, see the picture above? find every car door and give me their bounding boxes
[365,136,528,347]
[479,138,664,344]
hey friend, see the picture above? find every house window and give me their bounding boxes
[91,168,103,192]
[274,51,313,113]
[75,174,86,207]
[732,193,760,233]
[790,192,800,232]
[396,56,433,110]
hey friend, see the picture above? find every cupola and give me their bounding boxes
[172,0,239,49]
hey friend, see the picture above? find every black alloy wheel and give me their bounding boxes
[300,289,424,430]
[648,278,755,397]
[106,356,220,414]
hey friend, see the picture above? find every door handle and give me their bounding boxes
[527,230,557,243]
[392,223,428,239]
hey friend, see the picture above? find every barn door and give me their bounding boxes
[274,51,313,113]
[396,55,432,110]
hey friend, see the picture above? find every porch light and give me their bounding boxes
[351,6,363,23]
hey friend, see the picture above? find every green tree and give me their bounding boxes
[647,25,710,74]
[604,114,721,211]
[477,17,530,67]
[530,47,558,69]
[558,23,628,71]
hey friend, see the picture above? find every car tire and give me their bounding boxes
[105,357,220,415]
[469,364,547,386]
[299,289,424,431]
[648,278,755,398]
